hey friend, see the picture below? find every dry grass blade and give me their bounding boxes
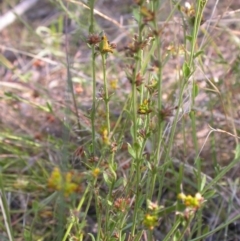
[0,0,40,31]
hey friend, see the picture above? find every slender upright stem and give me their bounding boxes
[102,54,111,135]
[91,48,96,155]
[89,0,96,155]
[149,0,164,199]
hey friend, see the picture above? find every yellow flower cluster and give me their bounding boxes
[143,214,158,230]
[101,127,110,145]
[143,200,163,230]
[48,167,80,197]
[178,192,204,209]
[138,99,152,115]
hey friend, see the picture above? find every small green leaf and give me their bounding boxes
[133,8,140,23]
[127,143,136,159]
[192,82,199,98]
[46,101,53,113]
[202,225,210,235]
[4,91,13,97]
[189,110,195,120]
[32,200,39,213]
[234,144,240,159]
[182,62,191,78]
[122,233,126,240]
[133,141,141,152]
[146,161,152,171]
[103,172,112,187]
[109,163,117,181]
[114,177,124,189]
[23,228,31,241]
[186,35,192,42]
[173,229,181,241]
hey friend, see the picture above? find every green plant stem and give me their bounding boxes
[104,180,115,236]
[131,71,138,146]
[0,172,14,241]
[147,0,183,200]
[91,48,97,155]
[95,190,103,241]
[148,0,164,200]
[130,6,143,236]
[89,0,95,34]
[117,212,130,241]
[191,212,240,241]
[89,0,96,156]
[177,216,193,241]
[162,217,181,241]
[111,98,130,137]
[102,54,111,135]
[187,1,207,237]
[165,80,185,160]
[103,154,117,236]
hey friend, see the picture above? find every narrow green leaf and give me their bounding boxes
[0,53,14,70]
[194,50,204,59]
[88,233,96,241]
[200,174,206,191]
[203,189,216,199]
[133,231,143,241]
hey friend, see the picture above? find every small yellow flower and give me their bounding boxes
[109,79,118,90]
[140,6,155,22]
[138,99,152,115]
[64,182,78,196]
[99,35,114,54]
[178,192,186,200]
[48,167,62,190]
[166,44,185,56]
[145,79,157,94]
[92,168,101,178]
[101,127,110,145]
